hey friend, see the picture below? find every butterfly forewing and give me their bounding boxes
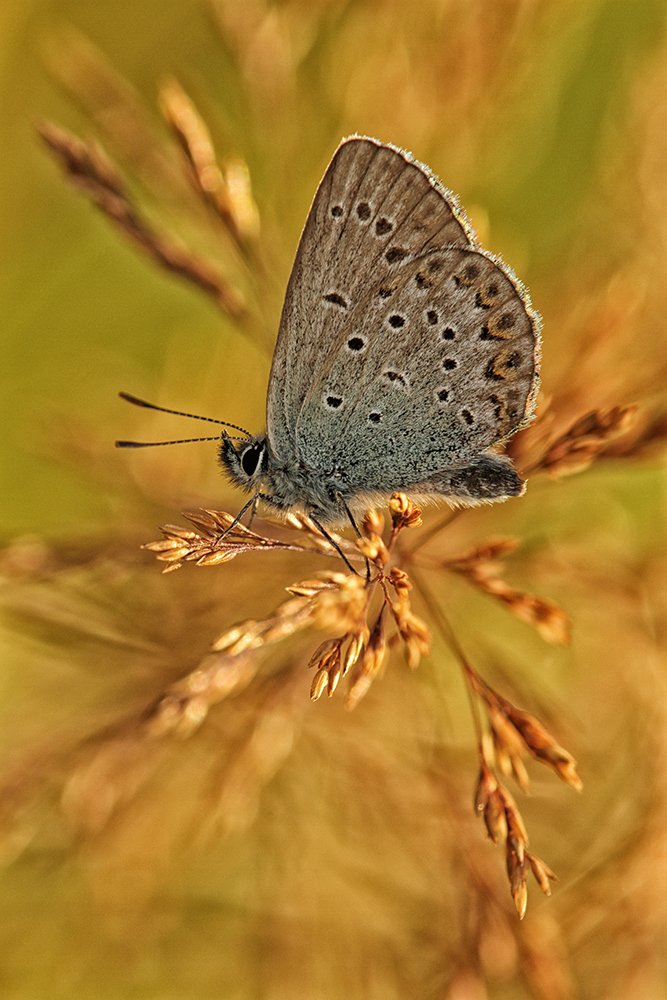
[266,137,473,463]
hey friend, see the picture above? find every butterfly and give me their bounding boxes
[118,137,540,539]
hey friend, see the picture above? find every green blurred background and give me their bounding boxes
[1,1,667,998]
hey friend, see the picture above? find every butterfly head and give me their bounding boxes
[219,431,269,494]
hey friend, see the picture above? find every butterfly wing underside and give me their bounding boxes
[267,137,540,498]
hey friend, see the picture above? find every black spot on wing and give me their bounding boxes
[385,247,409,264]
[323,292,347,308]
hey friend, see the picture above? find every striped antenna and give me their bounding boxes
[115,391,252,449]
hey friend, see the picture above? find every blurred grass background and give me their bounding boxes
[1,1,667,998]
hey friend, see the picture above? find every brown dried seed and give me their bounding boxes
[287,579,333,597]
[161,561,184,574]
[444,542,571,646]
[212,624,256,652]
[309,636,346,698]
[387,566,411,597]
[206,510,236,528]
[276,596,311,618]
[144,538,184,552]
[474,760,498,812]
[362,508,385,538]
[342,629,367,676]
[311,574,367,632]
[488,705,526,757]
[389,493,410,516]
[404,611,431,645]
[196,551,238,565]
[503,706,551,747]
[307,638,341,670]
[326,659,342,696]
[345,671,374,710]
[355,533,389,563]
[483,788,508,845]
[526,851,557,896]
[506,843,528,919]
[224,158,260,242]
[315,570,350,586]
[173,696,209,738]
[498,787,528,850]
[260,619,305,645]
[365,614,386,664]
[320,646,341,672]
[161,524,200,540]
[538,405,638,478]
[553,754,583,792]
[505,749,530,794]
[389,492,423,528]
[182,509,219,533]
[345,614,386,709]
[280,513,307,530]
[501,704,582,790]
[154,546,192,561]
[216,621,262,655]
[384,591,431,670]
[445,537,521,570]
[310,669,328,702]
[504,592,571,645]
[402,615,431,669]
[405,636,424,671]
[469,576,571,646]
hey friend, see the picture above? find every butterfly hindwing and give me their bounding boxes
[295,245,539,492]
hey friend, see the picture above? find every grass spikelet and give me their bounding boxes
[36,120,248,320]
[160,78,259,250]
[533,405,639,478]
[444,538,571,646]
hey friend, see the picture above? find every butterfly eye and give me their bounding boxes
[241,445,263,476]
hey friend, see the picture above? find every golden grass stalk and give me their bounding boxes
[36,119,248,320]
[143,508,333,572]
[136,474,581,919]
[160,78,260,252]
[443,537,571,646]
[531,405,639,478]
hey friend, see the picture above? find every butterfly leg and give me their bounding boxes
[309,514,362,577]
[218,493,264,539]
[245,494,260,530]
[335,493,371,582]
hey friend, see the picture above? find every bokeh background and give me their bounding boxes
[2,1,667,998]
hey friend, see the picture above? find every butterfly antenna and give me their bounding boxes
[116,435,247,448]
[117,392,252,437]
